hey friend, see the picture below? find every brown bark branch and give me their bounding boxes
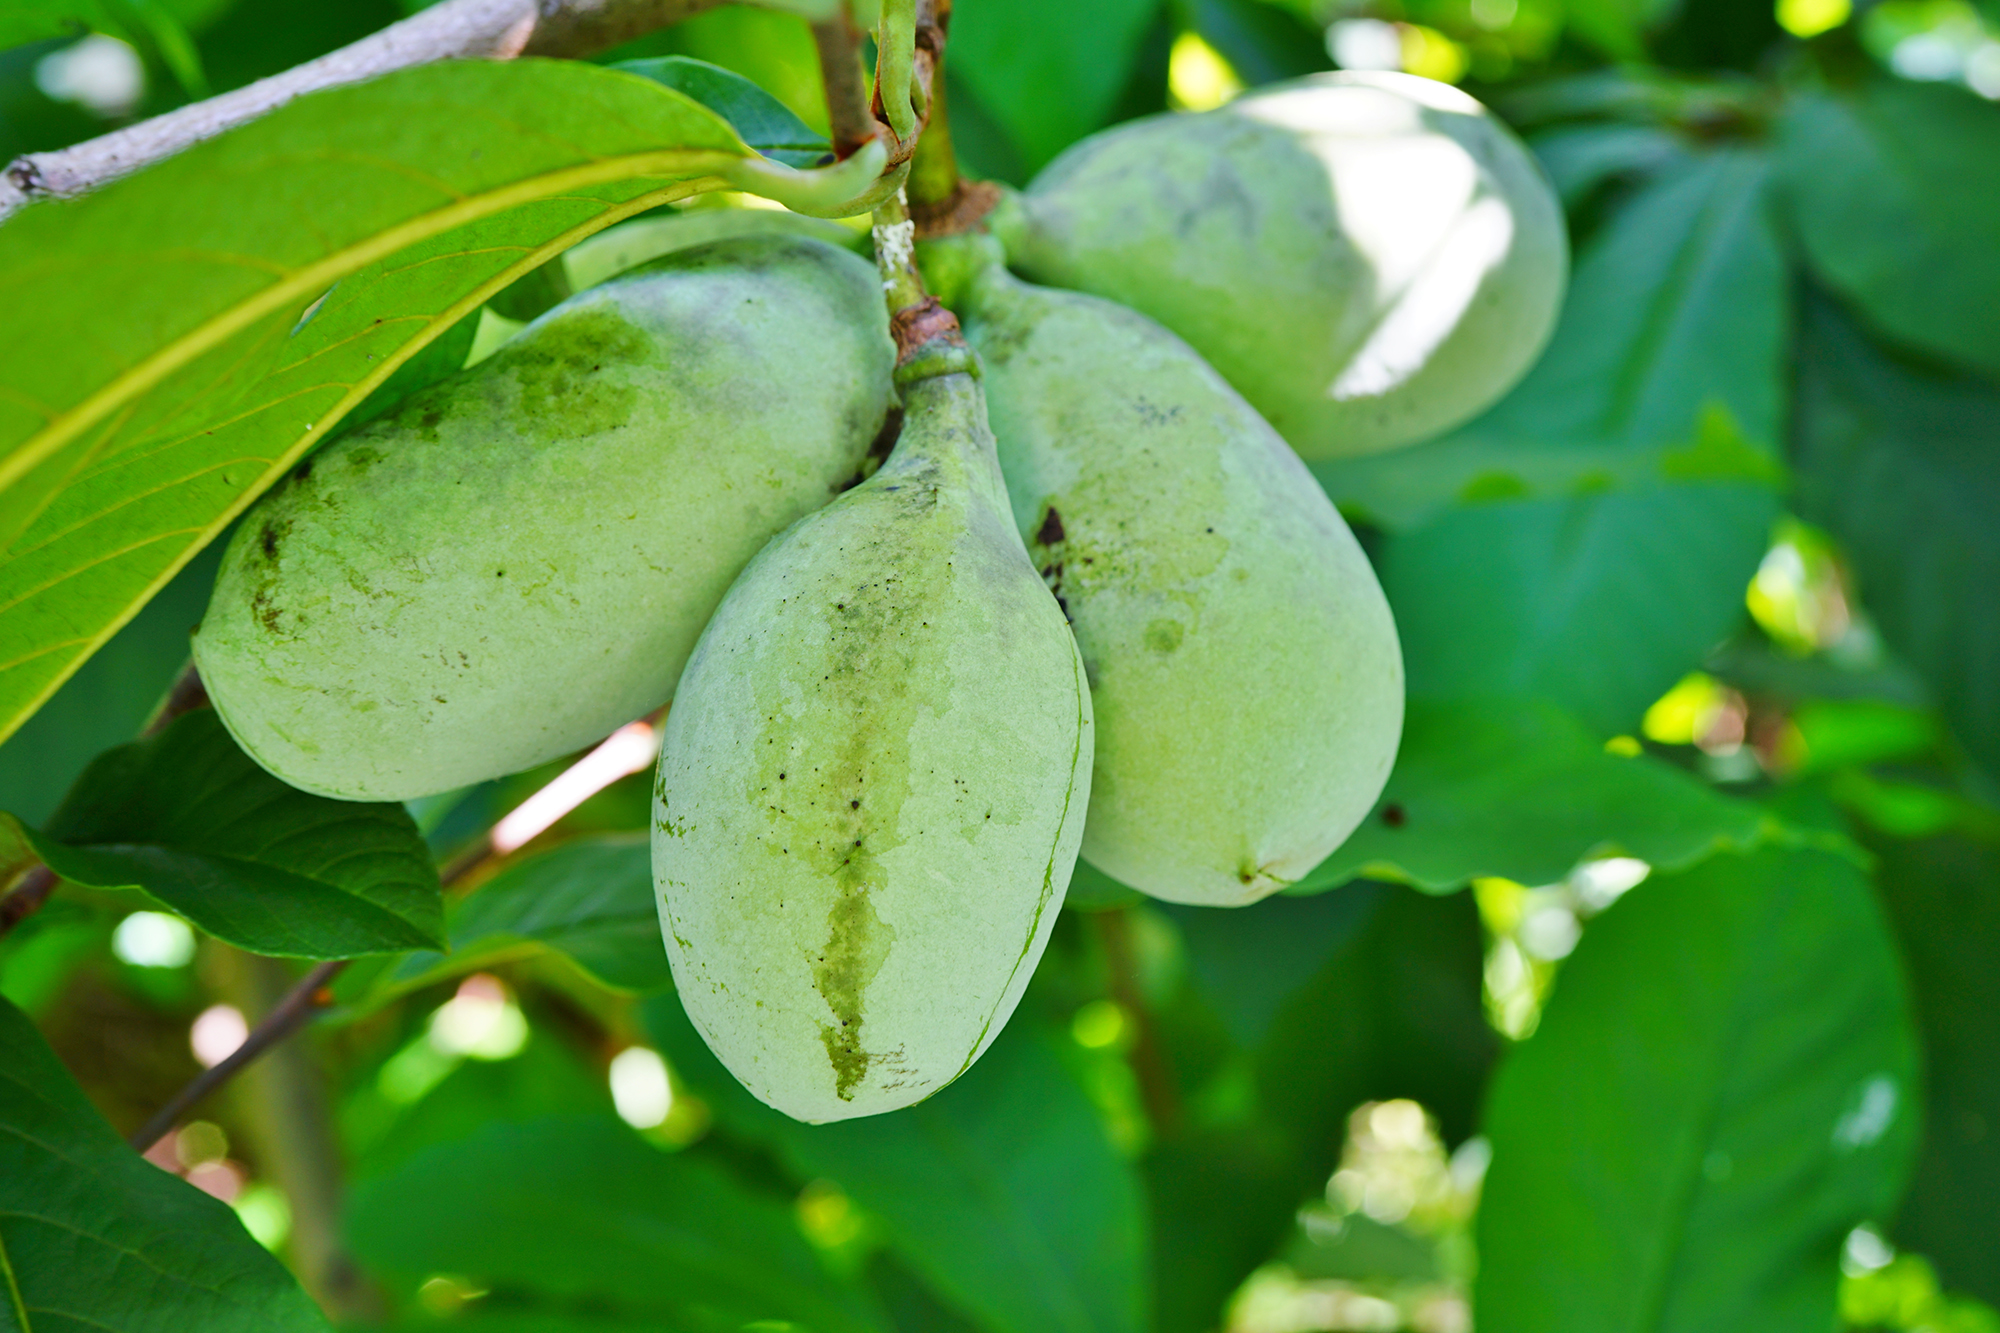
[1095,907,1184,1140]
[0,0,728,221]
[811,11,877,160]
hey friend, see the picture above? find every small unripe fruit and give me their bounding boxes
[655,352,1091,1122]
[195,236,895,801]
[947,236,1403,905]
[999,71,1567,459]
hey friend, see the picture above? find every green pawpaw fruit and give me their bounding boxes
[193,235,896,801]
[654,343,1091,1123]
[941,233,1403,906]
[996,70,1567,459]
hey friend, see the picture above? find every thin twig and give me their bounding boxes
[811,10,878,160]
[138,662,209,738]
[1,0,726,220]
[0,866,57,939]
[129,958,347,1152]
[1095,907,1184,1139]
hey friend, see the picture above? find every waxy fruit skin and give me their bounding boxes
[958,247,1403,906]
[654,364,1092,1123]
[1002,71,1567,459]
[195,236,895,800]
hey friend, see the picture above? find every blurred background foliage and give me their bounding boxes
[3,0,1999,1330]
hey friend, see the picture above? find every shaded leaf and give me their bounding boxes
[0,538,217,828]
[0,994,330,1331]
[648,998,1149,1333]
[372,835,669,1002]
[0,59,760,745]
[950,0,1161,173]
[1184,0,1328,87]
[1318,147,1788,532]
[1291,699,1772,895]
[1870,832,2000,1305]
[1530,122,1688,207]
[347,1115,886,1333]
[1476,846,1920,1330]
[1162,886,1381,1046]
[1792,290,2000,781]
[614,55,830,166]
[7,708,440,956]
[1564,0,1677,58]
[1778,78,2000,377]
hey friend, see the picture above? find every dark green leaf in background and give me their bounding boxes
[1476,846,1920,1330]
[1779,78,2000,378]
[949,0,1161,174]
[1291,698,1772,895]
[1792,290,2000,781]
[1563,0,1678,59]
[0,538,218,828]
[1181,0,1329,87]
[0,994,331,1331]
[649,997,1149,1333]
[373,835,669,1002]
[1530,122,1688,208]
[1334,148,1786,733]
[347,1115,887,1333]
[1164,884,1381,1047]
[614,54,829,166]
[0,59,753,746]
[1870,832,2000,1305]
[6,708,441,956]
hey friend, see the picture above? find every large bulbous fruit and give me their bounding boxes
[998,70,1567,459]
[654,343,1092,1123]
[194,236,895,801]
[945,235,1402,906]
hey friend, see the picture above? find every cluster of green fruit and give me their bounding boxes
[193,72,1565,1122]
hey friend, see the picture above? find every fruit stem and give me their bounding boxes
[872,190,973,372]
[905,52,960,211]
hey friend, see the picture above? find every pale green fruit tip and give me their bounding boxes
[1006,70,1569,460]
[955,252,1404,906]
[194,235,896,802]
[654,368,1092,1122]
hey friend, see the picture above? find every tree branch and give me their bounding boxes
[811,11,877,161]
[0,0,728,221]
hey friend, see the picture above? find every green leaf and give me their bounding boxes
[1185,0,1328,86]
[372,835,669,1002]
[1871,832,2000,1305]
[1475,846,1920,1330]
[1323,151,1788,733]
[1530,123,1688,207]
[0,994,331,1331]
[346,1115,887,1333]
[0,538,217,828]
[0,59,763,746]
[648,998,1150,1333]
[949,0,1161,172]
[1792,290,2000,781]
[7,708,441,956]
[613,55,831,166]
[1563,0,1677,58]
[1317,147,1788,532]
[1778,78,2000,377]
[1290,699,1773,895]
[1163,887,1381,1047]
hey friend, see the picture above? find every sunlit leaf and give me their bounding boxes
[1779,78,2000,377]
[370,835,668,1002]
[1476,846,1920,1330]
[5,708,441,956]
[648,998,1149,1333]
[347,1115,888,1333]
[0,994,331,1331]
[1792,290,2000,781]
[0,59,760,747]
[1290,699,1774,895]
